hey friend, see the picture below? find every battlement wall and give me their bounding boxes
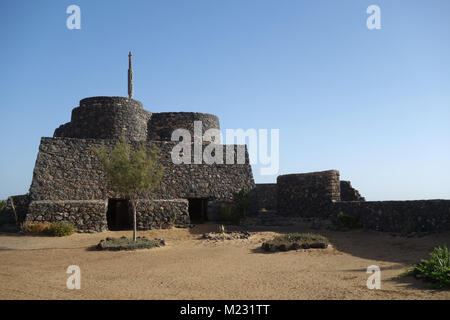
[333,200,450,234]
[277,170,341,217]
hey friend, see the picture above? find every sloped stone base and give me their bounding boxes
[136,199,189,230]
[26,200,108,233]
[24,199,190,233]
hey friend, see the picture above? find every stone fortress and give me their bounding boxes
[2,53,450,235]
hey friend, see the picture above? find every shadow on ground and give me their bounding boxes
[188,220,450,267]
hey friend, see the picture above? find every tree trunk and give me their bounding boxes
[130,198,137,242]
[8,197,18,225]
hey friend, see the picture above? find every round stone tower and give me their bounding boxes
[147,112,220,142]
[54,96,151,141]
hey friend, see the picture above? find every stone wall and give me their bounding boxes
[249,180,363,214]
[340,181,365,201]
[333,200,450,234]
[26,200,108,233]
[277,170,340,217]
[24,94,252,233]
[53,98,221,144]
[30,137,255,201]
[24,95,450,235]
[25,199,190,233]
[147,112,220,142]
[54,97,151,142]
[136,199,189,230]
[251,183,278,211]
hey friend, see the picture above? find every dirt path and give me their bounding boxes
[0,223,449,300]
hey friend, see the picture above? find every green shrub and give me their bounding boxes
[262,233,329,252]
[45,222,75,237]
[400,246,450,289]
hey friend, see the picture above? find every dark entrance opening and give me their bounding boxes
[188,198,208,223]
[107,199,132,230]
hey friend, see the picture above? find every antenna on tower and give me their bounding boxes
[128,51,133,99]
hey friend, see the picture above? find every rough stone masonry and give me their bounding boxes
[4,95,450,234]
[3,54,449,234]
[13,96,254,232]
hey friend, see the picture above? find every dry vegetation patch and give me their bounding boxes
[20,222,75,237]
[202,231,251,241]
[262,233,329,252]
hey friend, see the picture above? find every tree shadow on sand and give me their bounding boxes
[388,273,444,292]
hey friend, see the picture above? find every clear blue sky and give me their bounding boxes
[1,0,449,201]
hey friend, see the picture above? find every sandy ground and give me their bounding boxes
[0,222,449,300]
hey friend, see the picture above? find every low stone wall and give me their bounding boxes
[26,200,108,233]
[333,200,450,234]
[136,199,189,230]
[277,170,340,217]
[251,184,277,211]
[340,181,365,201]
[24,199,190,233]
